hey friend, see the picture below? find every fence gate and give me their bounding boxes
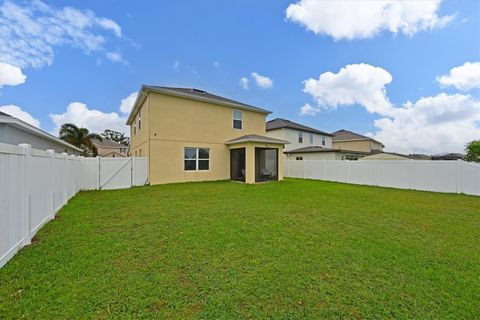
[99,158,132,190]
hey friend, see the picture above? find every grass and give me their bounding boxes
[0,179,479,319]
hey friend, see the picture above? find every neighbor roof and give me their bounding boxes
[127,85,271,125]
[91,139,125,149]
[266,118,333,136]
[284,146,370,155]
[0,112,83,152]
[332,129,384,146]
[225,134,290,145]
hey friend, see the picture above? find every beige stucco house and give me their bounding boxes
[91,139,128,157]
[127,86,288,185]
[332,129,384,153]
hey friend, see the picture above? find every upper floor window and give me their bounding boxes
[233,110,242,129]
[184,147,210,171]
[133,123,136,135]
[298,131,303,143]
[138,110,142,130]
[322,136,326,146]
[309,133,313,144]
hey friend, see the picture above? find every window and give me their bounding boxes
[298,131,303,143]
[112,154,115,158]
[133,123,136,135]
[184,147,210,171]
[139,149,142,156]
[138,111,142,130]
[322,136,326,146]
[309,133,313,144]
[233,110,242,129]
[296,156,303,160]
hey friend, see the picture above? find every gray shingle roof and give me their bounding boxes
[332,129,384,146]
[266,118,333,136]
[145,86,271,114]
[225,134,289,145]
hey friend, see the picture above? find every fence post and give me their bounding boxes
[323,159,326,181]
[97,156,101,190]
[409,160,414,190]
[456,160,462,194]
[131,157,136,187]
[303,160,306,179]
[19,144,32,245]
[46,149,55,218]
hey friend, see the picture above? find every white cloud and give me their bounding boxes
[371,94,480,154]
[251,72,273,89]
[299,103,320,116]
[239,77,249,90]
[50,102,128,136]
[213,61,220,68]
[286,0,453,40]
[106,51,127,65]
[303,63,394,115]
[0,105,40,127]
[0,0,124,69]
[437,62,480,91]
[119,92,138,114]
[0,61,26,87]
[173,60,181,71]
[302,63,480,154]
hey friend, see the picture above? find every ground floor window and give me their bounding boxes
[184,147,210,171]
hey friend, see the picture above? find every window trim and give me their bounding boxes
[233,109,243,130]
[309,133,313,144]
[184,147,210,172]
[322,136,326,146]
[298,131,303,143]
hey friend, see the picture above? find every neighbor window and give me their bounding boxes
[184,147,210,171]
[296,156,303,160]
[133,123,136,135]
[233,110,242,129]
[309,133,313,144]
[322,136,326,146]
[298,131,303,143]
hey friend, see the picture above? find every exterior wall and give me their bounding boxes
[333,139,383,153]
[130,91,270,185]
[267,128,332,151]
[0,124,79,155]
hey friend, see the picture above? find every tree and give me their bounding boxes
[465,140,480,163]
[101,129,130,147]
[59,123,103,156]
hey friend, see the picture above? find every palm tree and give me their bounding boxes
[59,123,103,156]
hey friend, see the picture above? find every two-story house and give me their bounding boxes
[127,86,288,185]
[265,118,333,152]
[91,139,128,157]
[332,129,384,153]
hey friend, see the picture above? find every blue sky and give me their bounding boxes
[0,0,479,154]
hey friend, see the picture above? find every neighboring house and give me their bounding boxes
[359,152,414,161]
[0,111,82,155]
[127,86,289,184]
[332,129,384,153]
[284,146,370,161]
[266,118,333,152]
[91,139,128,157]
[432,153,465,160]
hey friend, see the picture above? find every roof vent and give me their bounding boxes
[191,89,207,94]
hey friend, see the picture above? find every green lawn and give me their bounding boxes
[1,179,479,319]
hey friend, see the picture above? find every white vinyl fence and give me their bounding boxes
[0,143,148,268]
[286,159,480,196]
